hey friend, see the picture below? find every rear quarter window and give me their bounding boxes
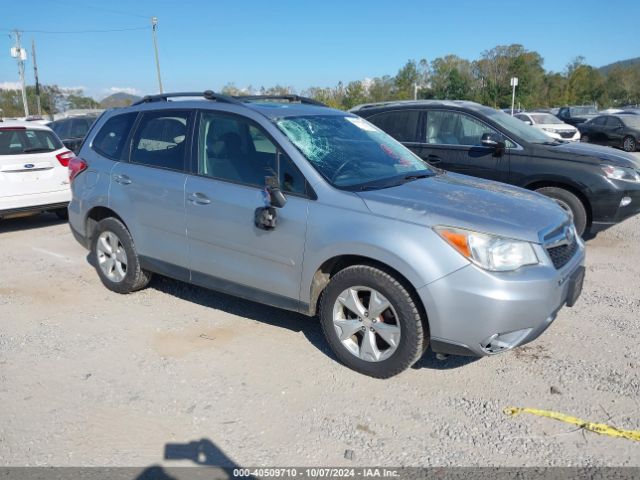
[0,128,63,155]
[367,110,420,142]
[91,113,138,160]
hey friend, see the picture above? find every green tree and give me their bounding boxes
[394,59,428,100]
[342,80,368,109]
[430,55,475,100]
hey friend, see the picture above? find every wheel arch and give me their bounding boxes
[85,206,128,243]
[523,179,593,227]
[306,254,429,333]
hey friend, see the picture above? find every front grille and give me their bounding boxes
[546,237,579,269]
[559,131,575,139]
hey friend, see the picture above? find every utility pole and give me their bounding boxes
[151,16,163,94]
[10,30,29,118]
[413,82,418,101]
[31,39,42,116]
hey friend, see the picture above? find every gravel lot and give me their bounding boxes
[1,197,639,467]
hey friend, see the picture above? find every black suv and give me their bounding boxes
[48,115,99,154]
[351,100,640,236]
[557,105,598,126]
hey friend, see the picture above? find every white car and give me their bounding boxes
[0,121,73,220]
[515,112,581,142]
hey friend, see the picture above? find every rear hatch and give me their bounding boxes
[0,126,71,198]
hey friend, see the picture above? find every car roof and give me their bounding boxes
[121,92,348,120]
[0,120,52,130]
[244,102,345,119]
[349,99,497,115]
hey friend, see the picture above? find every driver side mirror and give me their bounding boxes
[266,176,287,208]
[524,120,532,125]
[254,176,287,231]
[481,132,506,151]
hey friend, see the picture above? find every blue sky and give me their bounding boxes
[2,0,639,99]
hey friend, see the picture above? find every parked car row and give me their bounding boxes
[351,100,640,237]
[2,92,639,379]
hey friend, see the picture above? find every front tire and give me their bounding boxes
[623,136,637,152]
[535,186,588,237]
[319,265,427,378]
[91,217,152,294]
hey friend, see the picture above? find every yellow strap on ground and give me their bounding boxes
[504,407,640,442]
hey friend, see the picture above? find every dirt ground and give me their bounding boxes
[1,208,639,468]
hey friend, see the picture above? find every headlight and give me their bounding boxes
[542,127,558,133]
[601,165,640,183]
[434,226,539,272]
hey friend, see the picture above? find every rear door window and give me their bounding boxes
[367,110,420,142]
[605,116,622,127]
[130,111,190,171]
[92,112,138,160]
[0,128,62,155]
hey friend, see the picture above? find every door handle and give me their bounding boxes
[113,174,132,185]
[188,192,211,205]
[426,155,442,164]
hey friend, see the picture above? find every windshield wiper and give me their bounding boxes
[358,172,434,191]
[403,173,433,181]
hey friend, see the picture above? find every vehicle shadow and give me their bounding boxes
[0,212,67,233]
[149,275,336,362]
[135,438,250,480]
[412,349,479,370]
[151,275,478,372]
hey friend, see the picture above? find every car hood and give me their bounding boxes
[543,141,640,168]
[357,172,569,243]
[536,123,577,131]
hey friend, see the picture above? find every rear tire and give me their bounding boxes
[623,136,637,152]
[319,265,427,378]
[535,186,588,237]
[91,217,152,294]
[581,134,590,143]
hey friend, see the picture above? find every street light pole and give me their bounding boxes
[151,16,164,94]
[510,77,518,115]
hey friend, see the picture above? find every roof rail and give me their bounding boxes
[235,95,327,107]
[131,91,242,106]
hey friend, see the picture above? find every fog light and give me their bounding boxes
[620,196,632,207]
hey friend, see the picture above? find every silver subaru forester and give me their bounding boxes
[68,91,585,378]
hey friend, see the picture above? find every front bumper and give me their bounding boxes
[590,179,640,231]
[544,130,580,142]
[419,240,586,357]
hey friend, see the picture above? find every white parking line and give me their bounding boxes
[31,247,76,263]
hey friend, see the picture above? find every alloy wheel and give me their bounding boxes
[332,286,401,362]
[96,231,128,282]
[623,137,636,152]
